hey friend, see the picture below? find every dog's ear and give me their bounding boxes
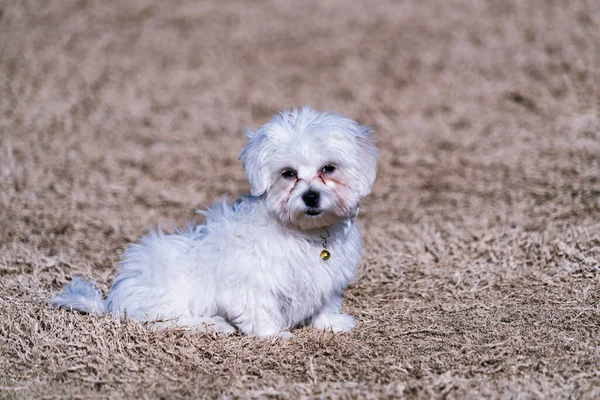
[355,125,378,198]
[239,128,271,196]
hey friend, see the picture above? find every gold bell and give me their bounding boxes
[320,249,331,261]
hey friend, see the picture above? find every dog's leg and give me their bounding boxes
[185,316,237,334]
[234,316,295,339]
[310,293,355,333]
[226,300,295,339]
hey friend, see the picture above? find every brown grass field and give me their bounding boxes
[1,0,599,398]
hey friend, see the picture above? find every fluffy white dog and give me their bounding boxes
[51,107,378,338]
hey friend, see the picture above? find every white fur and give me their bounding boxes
[50,107,378,338]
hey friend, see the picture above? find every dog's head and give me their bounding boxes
[239,107,378,230]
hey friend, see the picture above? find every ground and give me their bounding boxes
[1,0,599,398]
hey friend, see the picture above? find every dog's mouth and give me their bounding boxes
[305,209,322,216]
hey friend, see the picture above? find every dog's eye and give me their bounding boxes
[281,169,297,179]
[321,164,336,174]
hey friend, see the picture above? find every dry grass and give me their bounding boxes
[1,0,600,398]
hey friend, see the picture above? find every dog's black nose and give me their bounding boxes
[302,190,320,208]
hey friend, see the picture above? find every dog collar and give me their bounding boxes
[320,228,331,260]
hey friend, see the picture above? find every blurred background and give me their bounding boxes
[0,0,599,398]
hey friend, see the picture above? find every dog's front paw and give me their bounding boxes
[312,313,355,333]
[254,329,296,340]
[272,330,296,340]
[202,318,237,335]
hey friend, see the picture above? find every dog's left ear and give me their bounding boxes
[355,125,378,198]
[239,128,271,196]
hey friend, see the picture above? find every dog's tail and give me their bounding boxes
[50,277,107,315]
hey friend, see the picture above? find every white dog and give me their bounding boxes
[51,107,378,338]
